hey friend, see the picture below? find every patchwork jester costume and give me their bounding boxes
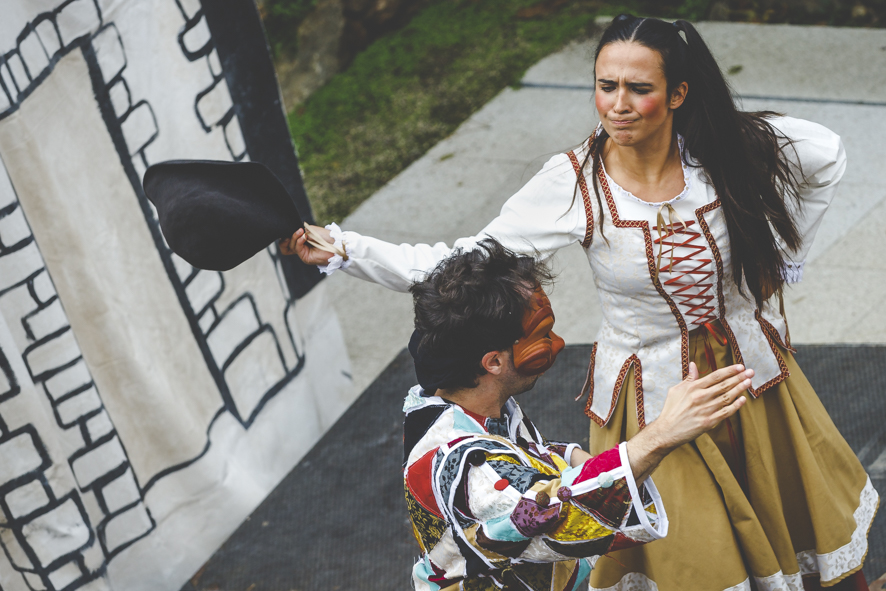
[402,386,668,591]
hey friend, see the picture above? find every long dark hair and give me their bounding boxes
[582,15,801,309]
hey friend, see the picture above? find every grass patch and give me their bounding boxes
[289,0,607,224]
[261,0,317,60]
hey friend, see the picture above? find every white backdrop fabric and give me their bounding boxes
[0,1,355,589]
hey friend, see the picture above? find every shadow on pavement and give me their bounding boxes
[183,344,886,590]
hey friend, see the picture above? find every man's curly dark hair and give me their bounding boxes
[409,238,554,391]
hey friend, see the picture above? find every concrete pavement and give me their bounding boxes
[323,19,886,395]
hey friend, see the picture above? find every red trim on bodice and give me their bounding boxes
[566,150,594,248]
[653,219,718,327]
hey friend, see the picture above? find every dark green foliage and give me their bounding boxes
[669,0,886,25]
[677,0,715,19]
[261,0,318,59]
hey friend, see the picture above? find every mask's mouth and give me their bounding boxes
[513,289,565,376]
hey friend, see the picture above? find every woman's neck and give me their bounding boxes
[601,125,684,203]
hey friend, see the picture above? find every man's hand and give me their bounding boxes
[625,362,752,483]
[653,362,752,448]
[279,225,334,265]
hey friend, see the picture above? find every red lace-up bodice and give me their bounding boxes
[652,217,718,327]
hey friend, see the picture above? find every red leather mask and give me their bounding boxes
[513,286,565,376]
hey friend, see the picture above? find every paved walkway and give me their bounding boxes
[184,343,886,588]
[323,19,886,395]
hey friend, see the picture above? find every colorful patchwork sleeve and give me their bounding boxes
[440,438,668,571]
[545,441,583,466]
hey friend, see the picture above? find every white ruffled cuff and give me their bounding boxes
[317,223,352,275]
[619,441,668,540]
[781,260,805,284]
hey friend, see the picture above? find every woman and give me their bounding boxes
[285,15,876,591]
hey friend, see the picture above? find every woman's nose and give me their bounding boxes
[614,88,631,113]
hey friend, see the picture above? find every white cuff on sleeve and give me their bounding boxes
[317,223,352,275]
[618,442,668,540]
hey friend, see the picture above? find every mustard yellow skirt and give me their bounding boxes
[587,325,878,590]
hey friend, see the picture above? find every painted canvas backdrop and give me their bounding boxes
[0,1,355,589]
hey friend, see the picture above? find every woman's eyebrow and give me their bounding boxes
[596,78,654,87]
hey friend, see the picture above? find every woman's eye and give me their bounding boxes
[632,88,649,95]
[600,86,615,93]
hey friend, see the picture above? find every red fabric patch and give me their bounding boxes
[426,557,449,584]
[447,435,471,448]
[571,483,631,529]
[461,408,489,430]
[494,479,509,491]
[406,448,445,519]
[575,447,621,484]
[607,531,643,553]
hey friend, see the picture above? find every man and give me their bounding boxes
[402,239,752,591]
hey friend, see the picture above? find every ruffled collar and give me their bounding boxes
[595,129,692,207]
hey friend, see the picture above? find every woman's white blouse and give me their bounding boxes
[599,146,723,329]
[330,116,846,424]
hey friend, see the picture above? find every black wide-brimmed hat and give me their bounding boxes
[143,160,303,271]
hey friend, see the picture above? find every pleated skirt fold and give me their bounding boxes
[587,324,878,591]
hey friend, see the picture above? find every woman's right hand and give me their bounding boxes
[279,225,335,265]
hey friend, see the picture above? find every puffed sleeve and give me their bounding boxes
[437,438,667,574]
[327,153,587,292]
[769,116,847,283]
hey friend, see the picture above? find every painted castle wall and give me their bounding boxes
[0,1,355,589]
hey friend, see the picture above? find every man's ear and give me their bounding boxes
[481,350,507,375]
